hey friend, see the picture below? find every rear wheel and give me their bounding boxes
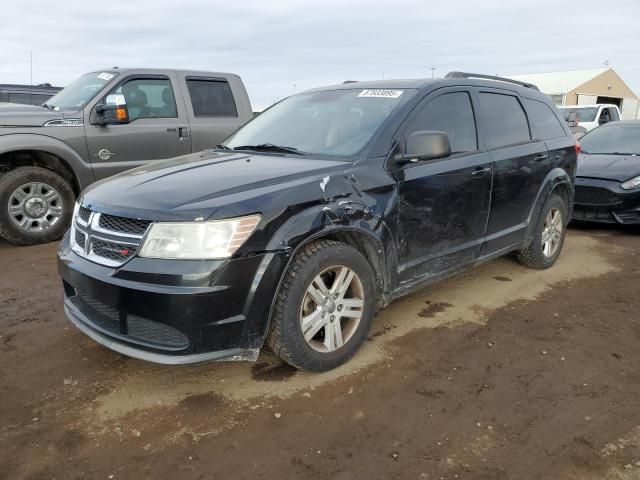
[267,239,376,372]
[517,193,568,269]
[0,167,75,245]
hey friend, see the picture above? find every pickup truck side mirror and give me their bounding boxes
[567,112,578,128]
[95,94,129,125]
[395,131,451,165]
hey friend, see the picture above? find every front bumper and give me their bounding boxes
[572,177,640,224]
[57,231,288,364]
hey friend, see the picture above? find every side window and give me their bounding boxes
[478,92,531,149]
[522,98,565,140]
[406,92,478,153]
[608,107,620,121]
[107,78,177,122]
[186,79,238,117]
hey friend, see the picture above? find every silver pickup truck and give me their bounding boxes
[0,68,253,245]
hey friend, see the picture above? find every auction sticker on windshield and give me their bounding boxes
[358,89,403,98]
[97,72,115,81]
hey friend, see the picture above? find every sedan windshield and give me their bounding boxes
[226,88,414,157]
[580,125,640,155]
[559,107,598,123]
[46,71,117,111]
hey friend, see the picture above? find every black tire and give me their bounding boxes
[0,166,75,245]
[517,193,568,269]
[267,239,377,372]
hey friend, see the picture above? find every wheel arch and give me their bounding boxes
[0,134,94,194]
[524,168,574,245]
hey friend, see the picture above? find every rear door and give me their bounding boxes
[85,72,192,180]
[179,76,248,152]
[393,88,493,284]
[476,89,549,253]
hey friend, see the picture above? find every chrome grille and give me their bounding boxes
[71,206,150,267]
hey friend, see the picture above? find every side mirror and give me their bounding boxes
[395,131,451,165]
[567,112,578,128]
[95,94,129,125]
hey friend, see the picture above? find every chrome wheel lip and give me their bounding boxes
[300,265,365,353]
[541,208,563,258]
[8,182,64,233]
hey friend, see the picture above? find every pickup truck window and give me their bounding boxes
[47,72,118,111]
[186,79,238,117]
[560,107,598,122]
[107,78,178,122]
[406,92,478,153]
[226,89,412,157]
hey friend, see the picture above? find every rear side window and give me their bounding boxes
[479,93,531,149]
[522,98,565,140]
[187,79,238,117]
[406,92,478,153]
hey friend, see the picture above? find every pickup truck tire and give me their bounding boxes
[517,193,568,269]
[267,239,376,372]
[0,166,75,245]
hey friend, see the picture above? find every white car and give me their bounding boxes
[558,104,621,132]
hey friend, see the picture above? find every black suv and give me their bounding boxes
[57,72,577,372]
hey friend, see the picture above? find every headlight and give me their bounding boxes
[138,215,261,259]
[621,175,640,190]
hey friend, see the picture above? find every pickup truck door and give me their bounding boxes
[84,72,192,180]
[393,89,493,285]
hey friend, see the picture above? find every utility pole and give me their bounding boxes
[382,65,385,80]
[30,50,33,104]
[292,84,296,95]
[430,64,436,78]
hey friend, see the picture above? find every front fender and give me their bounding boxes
[0,133,94,188]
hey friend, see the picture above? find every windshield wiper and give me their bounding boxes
[42,103,54,110]
[212,144,232,150]
[232,143,304,155]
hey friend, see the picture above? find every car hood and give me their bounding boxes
[0,102,77,127]
[82,150,351,220]
[577,153,640,182]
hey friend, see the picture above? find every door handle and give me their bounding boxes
[178,127,189,141]
[471,166,491,176]
[535,153,549,161]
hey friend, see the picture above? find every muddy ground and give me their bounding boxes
[1,226,639,480]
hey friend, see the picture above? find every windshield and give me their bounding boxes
[225,88,414,157]
[46,71,117,111]
[580,125,640,155]
[559,107,598,123]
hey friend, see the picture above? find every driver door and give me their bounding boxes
[393,89,493,284]
[84,72,192,180]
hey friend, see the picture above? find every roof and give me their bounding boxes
[306,78,436,92]
[507,68,609,95]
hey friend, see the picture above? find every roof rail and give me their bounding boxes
[445,71,540,91]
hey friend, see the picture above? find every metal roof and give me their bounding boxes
[507,68,609,95]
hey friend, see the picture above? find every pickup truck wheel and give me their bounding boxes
[517,193,568,269]
[267,239,376,372]
[0,167,75,245]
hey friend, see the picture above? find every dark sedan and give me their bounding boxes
[573,121,640,224]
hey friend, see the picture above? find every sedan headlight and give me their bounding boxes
[139,215,261,259]
[621,175,640,190]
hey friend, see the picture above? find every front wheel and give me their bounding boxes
[0,167,76,245]
[267,239,377,372]
[517,193,568,269]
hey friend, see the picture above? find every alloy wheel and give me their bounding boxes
[541,207,563,258]
[8,182,64,233]
[299,265,365,353]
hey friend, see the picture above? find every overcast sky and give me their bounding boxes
[2,0,639,110]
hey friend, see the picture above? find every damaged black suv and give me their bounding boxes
[58,72,577,372]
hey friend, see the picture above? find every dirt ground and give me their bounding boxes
[1,226,639,480]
